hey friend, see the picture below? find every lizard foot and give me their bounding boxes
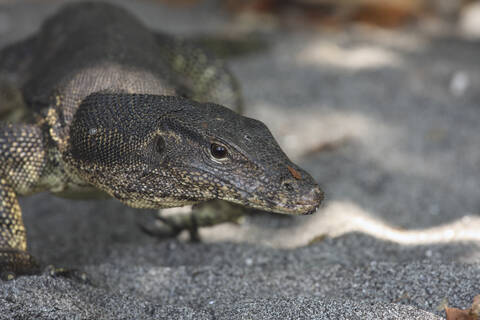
[141,201,245,241]
[0,250,91,284]
[0,249,41,280]
[44,265,92,285]
[140,212,184,239]
[0,81,28,122]
[140,214,201,242]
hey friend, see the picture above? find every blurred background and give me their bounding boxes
[164,0,480,34]
[0,1,479,318]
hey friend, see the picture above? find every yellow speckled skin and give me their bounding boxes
[0,178,25,250]
[0,124,46,276]
[0,3,323,278]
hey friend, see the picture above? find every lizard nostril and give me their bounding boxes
[282,181,295,192]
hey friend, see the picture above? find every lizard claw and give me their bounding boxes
[0,249,41,280]
[0,249,92,284]
[1,270,17,281]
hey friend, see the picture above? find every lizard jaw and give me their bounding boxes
[225,185,324,215]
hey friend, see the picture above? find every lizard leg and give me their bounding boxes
[0,178,40,280]
[142,200,245,241]
[0,34,37,123]
[0,123,46,280]
[154,32,244,113]
[0,34,37,85]
[0,123,91,282]
[0,81,28,123]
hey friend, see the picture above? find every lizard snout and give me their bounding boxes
[298,187,324,214]
[300,187,324,205]
[276,168,324,215]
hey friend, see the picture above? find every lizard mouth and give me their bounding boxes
[184,166,323,215]
[248,183,324,215]
[245,195,322,215]
[222,186,323,215]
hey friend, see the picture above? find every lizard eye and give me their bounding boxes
[210,143,228,159]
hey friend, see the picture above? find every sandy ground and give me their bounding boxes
[0,0,479,319]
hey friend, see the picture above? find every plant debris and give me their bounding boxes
[445,295,480,320]
[287,165,302,180]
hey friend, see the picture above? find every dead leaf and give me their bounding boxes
[445,295,480,320]
[445,307,476,320]
[352,2,418,28]
[223,0,424,29]
[473,295,480,316]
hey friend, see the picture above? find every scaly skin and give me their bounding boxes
[0,2,323,278]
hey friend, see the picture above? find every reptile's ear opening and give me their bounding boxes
[155,135,166,154]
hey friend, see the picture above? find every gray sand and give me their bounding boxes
[0,1,479,319]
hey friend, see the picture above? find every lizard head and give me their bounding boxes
[68,93,323,215]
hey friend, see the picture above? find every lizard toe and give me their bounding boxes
[44,265,93,285]
[139,216,183,238]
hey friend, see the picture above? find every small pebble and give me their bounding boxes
[450,71,469,96]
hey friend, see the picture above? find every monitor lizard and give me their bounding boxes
[0,2,323,279]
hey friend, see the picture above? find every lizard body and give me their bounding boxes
[0,2,323,278]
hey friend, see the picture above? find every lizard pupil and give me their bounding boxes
[210,143,228,159]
